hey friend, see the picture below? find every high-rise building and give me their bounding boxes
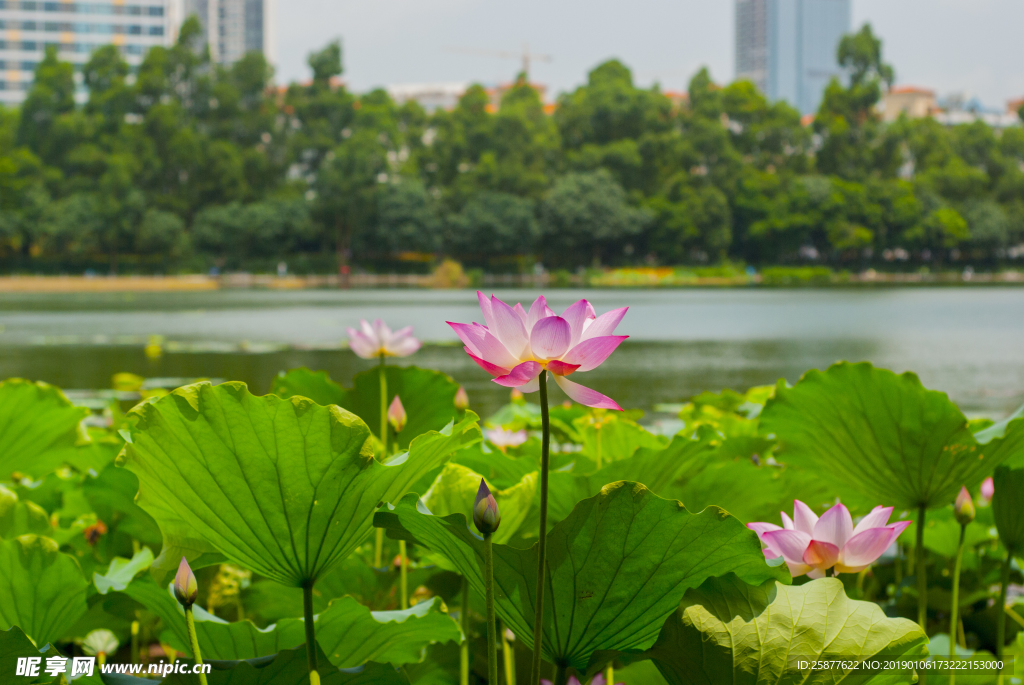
[182,0,274,66]
[0,0,183,105]
[735,0,851,115]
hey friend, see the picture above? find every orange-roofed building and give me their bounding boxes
[882,86,938,121]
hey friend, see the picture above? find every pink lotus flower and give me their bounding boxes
[980,476,994,504]
[346,319,421,359]
[484,427,528,450]
[448,292,627,409]
[542,675,620,685]
[748,500,911,578]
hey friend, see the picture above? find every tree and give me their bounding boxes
[539,170,651,267]
[445,191,538,263]
[362,179,442,257]
[17,46,76,163]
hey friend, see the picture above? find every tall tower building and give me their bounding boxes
[0,0,182,105]
[181,0,274,66]
[735,0,851,114]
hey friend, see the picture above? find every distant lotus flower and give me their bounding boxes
[980,476,994,504]
[484,427,528,450]
[954,486,976,525]
[454,386,470,410]
[388,395,407,433]
[448,293,627,409]
[346,319,421,359]
[174,557,199,607]
[748,500,911,578]
[473,479,501,535]
[543,675,620,685]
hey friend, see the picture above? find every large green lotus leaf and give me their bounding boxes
[638,576,927,685]
[94,547,155,595]
[2,625,103,685]
[82,464,162,547]
[451,443,538,490]
[273,366,461,449]
[100,645,408,685]
[0,535,89,647]
[0,485,51,539]
[976,404,1024,469]
[759,362,989,510]
[422,463,537,545]
[0,379,89,478]
[992,465,1024,556]
[374,481,789,671]
[574,416,666,466]
[119,381,478,585]
[122,574,460,667]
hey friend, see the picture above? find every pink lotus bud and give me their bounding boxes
[954,486,975,525]
[473,479,501,535]
[388,395,406,433]
[454,386,470,410]
[174,557,198,607]
[980,477,994,503]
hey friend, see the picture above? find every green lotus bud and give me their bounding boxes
[174,557,199,607]
[388,395,407,433]
[954,486,975,526]
[473,479,501,536]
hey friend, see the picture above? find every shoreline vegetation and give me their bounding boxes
[1,265,1023,292]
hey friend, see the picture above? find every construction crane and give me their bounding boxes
[444,43,553,77]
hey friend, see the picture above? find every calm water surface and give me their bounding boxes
[0,287,1022,419]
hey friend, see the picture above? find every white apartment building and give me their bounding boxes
[182,0,273,66]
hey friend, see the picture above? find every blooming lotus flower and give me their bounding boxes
[954,486,975,526]
[748,500,911,578]
[473,479,501,535]
[448,292,627,409]
[174,557,198,606]
[388,395,407,433]
[484,427,528,450]
[346,319,421,359]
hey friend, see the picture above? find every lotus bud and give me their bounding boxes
[473,479,501,536]
[454,386,470,410]
[174,557,199,607]
[388,396,407,433]
[510,388,523,402]
[954,486,975,526]
[980,476,994,504]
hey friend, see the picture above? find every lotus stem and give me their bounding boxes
[605,664,614,685]
[949,523,966,685]
[399,540,409,610]
[485,534,498,685]
[530,371,551,685]
[184,607,209,685]
[303,582,320,685]
[916,504,927,631]
[595,423,602,470]
[379,356,388,458]
[374,528,384,568]
[996,553,1010,664]
[553,663,568,685]
[502,620,516,685]
[460,577,470,685]
[131,620,139,664]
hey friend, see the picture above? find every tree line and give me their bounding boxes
[0,19,1022,274]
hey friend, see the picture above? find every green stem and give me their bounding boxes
[460,576,470,685]
[595,424,602,471]
[996,553,1011,662]
[485,534,498,685]
[916,504,928,631]
[374,528,384,568]
[399,540,409,610]
[502,620,516,685]
[379,356,388,458]
[530,372,551,685]
[185,607,209,685]
[553,663,568,685]
[303,582,319,685]
[605,664,614,685]
[949,524,966,685]
[131,620,139,664]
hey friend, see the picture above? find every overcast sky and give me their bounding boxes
[274,0,1024,109]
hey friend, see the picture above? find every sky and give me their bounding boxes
[273,0,1024,109]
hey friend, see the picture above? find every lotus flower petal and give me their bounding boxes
[465,349,511,377]
[518,376,541,393]
[477,291,497,330]
[547,360,581,376]
[852,506,893,536]
[562,335,628,372]
[493,361,543,388]
[347,330,380,359]
[448,322,519,369]
[802,540,840,568]
[813,503,854,549]
[527,295,556,330]
[490,296,531,357]
[531,316,572,360]
[761,529,812,564]
[387,336,421,357]
[553,375,622,410]
[838,524,905,570]
[792,500,819,535]
[580,306,628,341]
[561,299,595,346]
[780,512,796,530]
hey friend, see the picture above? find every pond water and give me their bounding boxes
[1,287,1022,421]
